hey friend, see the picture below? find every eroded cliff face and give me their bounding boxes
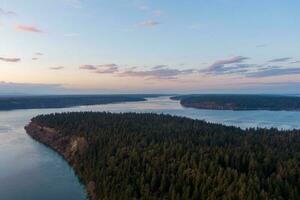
[25,122,96,200]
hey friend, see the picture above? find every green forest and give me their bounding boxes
[172,94,300,111]
[28,112,300,200]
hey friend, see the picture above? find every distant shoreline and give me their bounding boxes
[172,94,300,111]
[0,94,162,111]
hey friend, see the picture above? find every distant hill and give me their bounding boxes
[172,94,300,111]
[0,95,153,111]
[26,112,300,200]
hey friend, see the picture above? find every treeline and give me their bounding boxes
[0,95,151,111]
[30,112,300,200]
[172,94,300,111]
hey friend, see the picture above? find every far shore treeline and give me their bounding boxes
[172,94,300,111]
[0,94,162,111]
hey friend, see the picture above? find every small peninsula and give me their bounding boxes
[26,112,300,200]
[172,94,300,111]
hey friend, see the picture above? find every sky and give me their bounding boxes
[0,0,300,94]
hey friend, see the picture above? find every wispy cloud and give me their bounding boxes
[201,55,300,78]
[152,65,168,70]
[80,64,119,74]
[79,64,97,70]
[31,52,43,60]
[50,66,64,70]
[95,67,118,74]
[98,64,118,68]
[246,67,300,78]
[0,57,21,62]
[202,56,250,75]
[208,64,254,75]
[0,8,16,16]
[138,20,160,27]
[268,57,292,63]
[120,66,195,80]
[290,60,300,64]
[79,63,195,79]
[16,25,43,33]
[209,56,249,70]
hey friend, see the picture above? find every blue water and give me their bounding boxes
[1,96,300,200]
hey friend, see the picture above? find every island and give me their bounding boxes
[172,94,300,111]
[25,112,300,200]
[0,94,157,111]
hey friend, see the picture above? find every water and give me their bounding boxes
[1,96,300,200]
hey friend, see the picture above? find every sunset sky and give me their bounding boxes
[1,0,300,94]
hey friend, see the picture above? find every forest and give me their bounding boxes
[172,94,300,111]
[0,94,152,111]
[26,112,300,200]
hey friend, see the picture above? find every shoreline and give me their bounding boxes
[179,102,300,111]
[25,122,94,200]
[171,94,300,111]
[0,95,150,111]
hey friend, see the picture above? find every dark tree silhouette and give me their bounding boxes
[172,94,300,111]
[27,112,300,200]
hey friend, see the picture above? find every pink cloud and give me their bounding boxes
[16,25,43,33]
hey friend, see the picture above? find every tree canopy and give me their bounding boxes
[29,112,300,200]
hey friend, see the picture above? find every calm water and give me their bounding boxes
[1,96,300,200]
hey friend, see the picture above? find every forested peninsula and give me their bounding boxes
[0,95,153,111]
[25,112,300,200]
[172,94,300,111]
